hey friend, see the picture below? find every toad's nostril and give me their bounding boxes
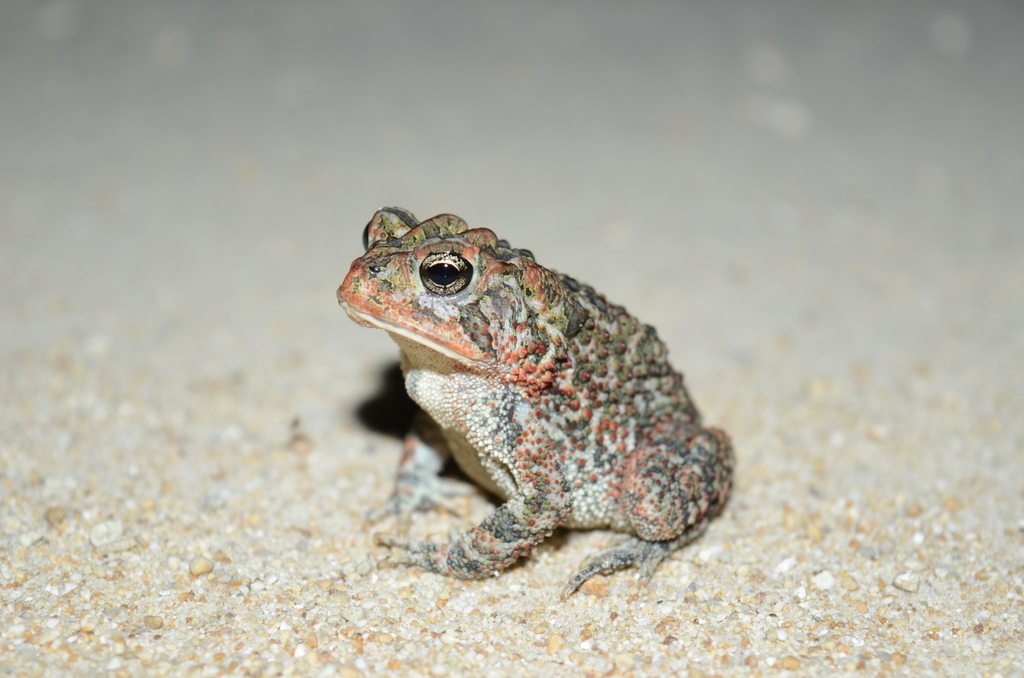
[368,264,382,274]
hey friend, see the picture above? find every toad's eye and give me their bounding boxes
[420,252,473,296]
[361,222,372,251]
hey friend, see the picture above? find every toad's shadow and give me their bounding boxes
[355,362,417,438]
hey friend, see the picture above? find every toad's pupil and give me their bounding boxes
[427,262,460,286]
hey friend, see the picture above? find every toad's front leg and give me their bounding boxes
[364,416,474,533]
[378,370,572,577]
[376,479,572,578]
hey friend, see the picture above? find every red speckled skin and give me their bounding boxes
[338,208,733,597]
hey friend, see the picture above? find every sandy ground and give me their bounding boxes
[2,1,1023,676]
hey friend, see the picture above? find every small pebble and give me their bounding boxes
[45,506,67,525]
[340,606,364,622]
[775,556,797,573]
[18,531,44,547]
[37,628,60,645]
[613,654,635,671]
[89,519,124,547]
[811,570,835,590]
[188,556,214,577]
[547,633,563,654]
[289,432,313,456]
[579,576,609,597]
[893,572,921,592]
[866,425,889,441]
[144,615,163,630]
[806,523,824,542]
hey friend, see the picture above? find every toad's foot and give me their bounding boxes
[374,532,495,580]
[561,537,672,600]
[375,499,562,580]
[562,522,712,599]
[364,436,473,533]
[363,473,472,532]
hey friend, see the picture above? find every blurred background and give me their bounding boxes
[4,0,1021,391]
[4,1,1019,387]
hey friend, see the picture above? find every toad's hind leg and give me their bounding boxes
[562,427,733,598]
[619,427,733,543]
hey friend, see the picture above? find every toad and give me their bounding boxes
[338,208,733,598]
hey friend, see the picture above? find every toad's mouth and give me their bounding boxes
[338,299,491,367]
